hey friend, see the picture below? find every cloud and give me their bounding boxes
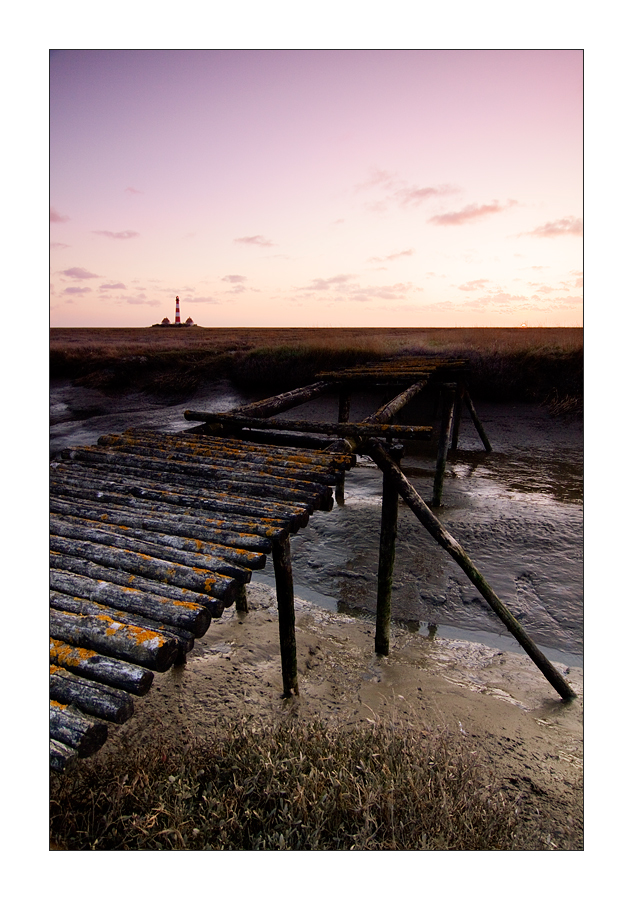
[458,279,490,291]
[524,217,583,237]
[63,286,92,294]
[429,200,518,226]
[298,276,419,304]
[61,267,99,279]
[92,230,140,240]
[303,274,354,291]
[50,207,70,223]
[222,275,247,284]
[125,186,143,195]
[124,296,159,306]
[50,242,70,250]
[99,282,126,290]
[368,249,414,263]
[395,184,457,207]
[234,235,275,247]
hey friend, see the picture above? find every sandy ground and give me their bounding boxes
[116,582,582,848]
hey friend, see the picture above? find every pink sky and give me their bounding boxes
[50,49,583,328]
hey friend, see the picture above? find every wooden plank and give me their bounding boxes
[50,516,255,584]
[49,592,196,652]
[49,535,240,601]
[50,638,154,695]
[49,701,109,758]
[50,665,134,724]
[50,608,179,672]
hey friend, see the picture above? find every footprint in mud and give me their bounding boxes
[513,572,559,629]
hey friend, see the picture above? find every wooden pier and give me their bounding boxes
[50,357,575,771]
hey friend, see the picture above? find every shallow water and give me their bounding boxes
[50,382,583,667]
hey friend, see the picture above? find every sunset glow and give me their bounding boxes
[50,49,583,328]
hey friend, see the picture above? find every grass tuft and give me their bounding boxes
[50,716,554,851]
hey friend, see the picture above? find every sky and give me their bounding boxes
[50,49,583,328]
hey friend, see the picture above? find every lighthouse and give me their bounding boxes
[175,295,181,324]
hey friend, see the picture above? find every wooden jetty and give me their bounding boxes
[50,356,575,771]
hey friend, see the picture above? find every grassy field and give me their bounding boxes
[50,326,583,408]
[50,716,580,851]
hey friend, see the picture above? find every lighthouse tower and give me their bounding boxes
[175,295,181,324]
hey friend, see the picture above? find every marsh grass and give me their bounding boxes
[49,716,538,851]
[50,327,582,406]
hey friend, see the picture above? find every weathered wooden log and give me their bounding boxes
[50,664,134,724]
[184,411,433,440]
[62,445,339,493]
[50,701,109,758]
[50,608,179,672]
[375,447,403,656]
[367,439,576,701]
[50,638,154,695]
[50,738,78,773]
[335,390,351,504]
[49,535,239,601]
[50,555,228,615]
[98,430,353,471]
[50,517,254,585]
[58,454,332,512]
[49,484,288,542]
[50,470,310,532]
[49,500,268,565]
[49,591,196,653]
[49,569,212,636]
[272,536,299,697]
[464,391,492,452]
[229,380,333,417]
[431,384,456,507]
[235,583,248,613]
[451,384,464,451]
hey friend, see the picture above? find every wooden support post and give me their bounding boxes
[272,535,299,697]
[235,582,248,613]
[451,384,465,451]
[366,439,576,702]
[464,391,492,452]
[375,445,403,656]
[335,389,351,504]
[432,384,456,507]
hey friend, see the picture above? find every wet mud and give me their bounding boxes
[50,380,583,667]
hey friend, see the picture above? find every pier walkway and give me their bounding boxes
[50,357,575,771]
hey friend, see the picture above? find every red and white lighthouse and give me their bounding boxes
[175,295,181,324]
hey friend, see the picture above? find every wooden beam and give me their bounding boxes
[272,535,299,697]
[366,439,576,702]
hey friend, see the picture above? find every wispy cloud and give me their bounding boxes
[50,242,70,250]
[234,235,275,247]
[125,186,143,195]
[63,286,92,294]
[50,207,70,223]
[523,216,583,237]
[458,279,490,291]
[61,267,99,279]
[99,282,126,290]
[92,230,140,240]
[298,275,419,304]
[124,295,160,306]
[368,249,414,263]
[222,275,247,284]
[303,274,354,291]
[429,200,518,226]
[395,185,456,207]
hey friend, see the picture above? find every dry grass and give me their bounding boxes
[50,326,583,406]
[49,715,581,851]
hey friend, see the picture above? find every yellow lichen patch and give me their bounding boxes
[51,639,98,664]
[173,600,204,610]
[50,699,68,710]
